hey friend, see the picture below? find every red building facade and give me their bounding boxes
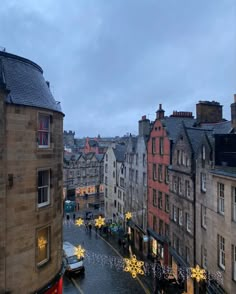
[147,105,195,266]
[147,105,170,265]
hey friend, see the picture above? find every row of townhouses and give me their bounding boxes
[103,99,236,294]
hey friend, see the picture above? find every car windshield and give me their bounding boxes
[67,255,83,264]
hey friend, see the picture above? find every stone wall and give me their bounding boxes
[1,104,63,293]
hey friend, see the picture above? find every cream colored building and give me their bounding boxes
[104,144,126,221]
[0,51,64,293]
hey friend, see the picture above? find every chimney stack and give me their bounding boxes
[196,100,223,124]
[156,104,165,119]
[138,115,150,136]
[231,94,236,132]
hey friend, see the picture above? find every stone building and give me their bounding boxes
[63,152,104,210]
[147,105,195,268]
[124,116,150,256]
[195,97,236,293]
[0,51,64,293]
[104,144,126,221]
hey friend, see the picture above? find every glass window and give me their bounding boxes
[218,183,225,215]
[165,194,169,212]
[201,173,206,192]
[153,164,157,180]
[158,165,163,182]
[232,187,236,222]
[218,235,225,270]
[185,180,190,198]
[38,170,50,207]
[173,206,177,222]
[153,189,157,207]
[201,205,207,229]
[37,227,50,266]
[152,138,156,154]
[186,213,191,233]
[233,245,236,281]
[159,137,164,155]
[179,209,183,226]
[38,114,50,148]
[158,191,163,209]
[165,166,169,184]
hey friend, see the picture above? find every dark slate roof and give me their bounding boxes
[0,51,63,114]
[95,154,104,162]
[113,144,126,162]
[162,117,196,142]
[200,121,231,134]
[185,127,213,157]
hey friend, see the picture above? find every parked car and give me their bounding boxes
[63,241,85,276]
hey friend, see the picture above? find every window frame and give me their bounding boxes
[152,137,156,154]
[159,137,164,155]
[153,189,157,207]
[232,187,236,222]
[218,235,225,270]
[38,113,50,148]
[37,226,50,266]
[186,213,191,233]
[38,169,50,208]
[201,205,207,229]
[158,191,163,209]
[218,183,225,215]
[201,173,206,192]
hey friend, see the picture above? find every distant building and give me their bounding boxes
[124,116,150,256]
[0,51,64,293]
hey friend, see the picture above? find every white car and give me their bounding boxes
[63,241,85,276]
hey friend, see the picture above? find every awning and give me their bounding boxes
[147,227,166,243]
[169,247,188,268]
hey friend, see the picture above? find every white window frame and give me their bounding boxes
[232,187,236,222]
[38,169,50,208]
[173,177,177,193]
[233,245,236,281]
[201,205,207,229]
[179,209,183,226]
[219,235,225,270]
[202,145,206,160]
[218,183,225,215]
[173,206,177,222]
[38,113,50,148]
[201,173,206,192]
[178,177,182,195]
[37,226,50,266]
[186,213,191,233]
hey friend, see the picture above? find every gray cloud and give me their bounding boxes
[0,0,235,137]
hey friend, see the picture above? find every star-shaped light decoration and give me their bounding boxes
[95,216,105,228]
[75,245,85,259]
[38,237,47,249]
[125,211,132,220]
[75,218,84,227]
[124,255,144,278]
[191,265,206,283]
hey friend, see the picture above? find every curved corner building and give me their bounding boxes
[0,51,64,293]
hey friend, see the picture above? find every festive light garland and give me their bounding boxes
[75,218,84,227]
[124,254,144,278]
[95,216,105,228]
[75,245,85,259]
[191,265,206,282]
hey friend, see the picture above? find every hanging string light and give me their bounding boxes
[124,255,144,278]
[95,216,105,228]
[191,265,206,283]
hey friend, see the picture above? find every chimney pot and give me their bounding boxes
[142,115,146,120]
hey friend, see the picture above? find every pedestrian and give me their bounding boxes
[88,222,92,232]
[73,213,76,223]
[85,221,88,232]
[118,238,122,247]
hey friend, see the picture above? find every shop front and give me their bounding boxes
[147,228,168,265]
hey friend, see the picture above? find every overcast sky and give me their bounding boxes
[0,0,235,137]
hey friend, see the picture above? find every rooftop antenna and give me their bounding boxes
[0,46,6,52]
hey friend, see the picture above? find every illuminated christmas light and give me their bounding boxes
[95,216,105,228]
[125,212,132,220]
[191,265,206,283]
[75,245,85,259]
[124,255,144,278]
[75,218,84,227]
[38,237,47,249]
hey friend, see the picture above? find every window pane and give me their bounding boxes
[37,227,49,265]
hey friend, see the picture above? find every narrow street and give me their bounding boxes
[63,220,152,294]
